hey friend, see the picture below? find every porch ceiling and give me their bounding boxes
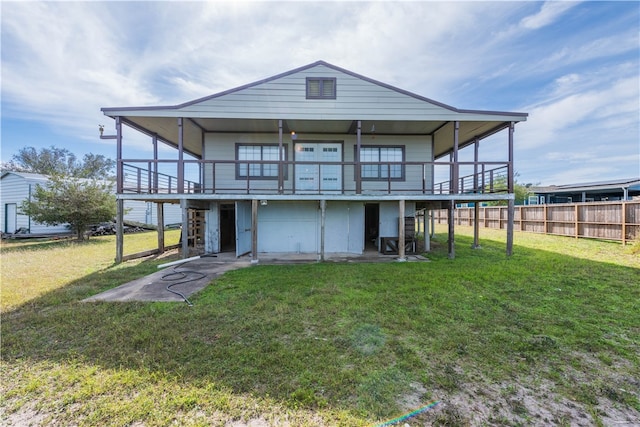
[120,115,511,159]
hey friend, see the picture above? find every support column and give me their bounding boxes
[115,198,124,263]
[320,200,326,261]
[356,120,362,194]
[473,138,480,249]
[453,121,460,194]
[506,198,514,256]
[178,118,185,193]
[398,199,406,261]
[473,203,480,249]
[152,134,158,193]
[424,209,431,252]
[157,202,165,254]
[448,200,455,259]
[251,199,258,263]
[116,116,123,193]
[278,120,284,194]
[181,199,189,258]
[506,122,515,256]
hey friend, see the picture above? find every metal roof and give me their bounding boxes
[533,178,640,194]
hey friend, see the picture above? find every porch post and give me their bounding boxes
[181,199,189,259]
[356,120,362,194]
[448,200,455,259]
[200,132,205,193]
[157,202,165,254]
[320,199,326,262]
[178,118,185,194]
[116,116,123,193]
[152,134,158,193]
[506,122,515,256]
[453,121,460,194]
[398,199,406,261]
[251,199,259,263]
[473,138,480,249]
[115,198,124,263]
[278,120,284,193]
[449,151,453,193]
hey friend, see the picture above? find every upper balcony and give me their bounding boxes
[118,159,508,197]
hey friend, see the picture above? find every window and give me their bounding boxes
[306,77,336,99]
[358,146,405,180]
[236,144,286,180]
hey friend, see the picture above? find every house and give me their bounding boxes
[531,178,640,204]
[0,171,182,235]
[100,60,528,262]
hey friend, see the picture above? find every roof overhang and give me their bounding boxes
[102,60,527,159]
[105,113,524,160]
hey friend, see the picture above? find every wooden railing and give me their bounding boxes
[118,159,510,196]
[433,201,640,244]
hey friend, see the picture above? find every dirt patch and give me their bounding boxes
[406,376,639,426]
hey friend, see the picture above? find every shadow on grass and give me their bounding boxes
[2,233,639,425]
[0,236,104,254]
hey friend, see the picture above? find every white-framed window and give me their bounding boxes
[358,146,405,180]
[236,144,286,180]
[306,77,336,99]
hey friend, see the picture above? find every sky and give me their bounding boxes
[1,0,638,186]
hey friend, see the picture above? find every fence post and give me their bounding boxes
[622,201,627,245]
[575,204,579,239]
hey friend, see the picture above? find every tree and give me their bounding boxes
[483,173,536,206]
[2,146,114,179]
[20,176,116,241]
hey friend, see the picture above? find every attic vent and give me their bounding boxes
[306,77,336,99]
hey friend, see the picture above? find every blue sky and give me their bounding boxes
[1,0,638,186]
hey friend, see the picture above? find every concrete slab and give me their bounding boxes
[83,253,251,303]
[83,250,429,304]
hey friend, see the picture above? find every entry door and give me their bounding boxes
[235,201,252,257]
[4,203,17,233]
[295,142,342,192]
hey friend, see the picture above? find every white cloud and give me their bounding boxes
[519,1,580,30]
[1,0,637,187]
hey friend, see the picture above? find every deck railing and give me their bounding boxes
[118,159,510,196]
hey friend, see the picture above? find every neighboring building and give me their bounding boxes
[101,60,528,261]
[531,178,640,204]
[0,171,182,234]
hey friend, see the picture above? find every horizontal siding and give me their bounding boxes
[178,64,454,121]
[123,201,182,226]
[1,175,69,234]
[202,133,433,193]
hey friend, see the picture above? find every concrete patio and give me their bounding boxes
[83,250,429,303]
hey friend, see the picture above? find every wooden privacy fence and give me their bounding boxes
[433,201,640,244]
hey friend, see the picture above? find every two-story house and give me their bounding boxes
[101,61,527,262]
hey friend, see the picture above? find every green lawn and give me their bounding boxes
[1,228,638,426]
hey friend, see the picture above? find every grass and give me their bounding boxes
[1,228,639,426]
[0,230,180,311]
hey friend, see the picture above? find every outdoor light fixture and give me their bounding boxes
[98,124,117,140]
[260,200,268,206]
[290,131,297,140]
